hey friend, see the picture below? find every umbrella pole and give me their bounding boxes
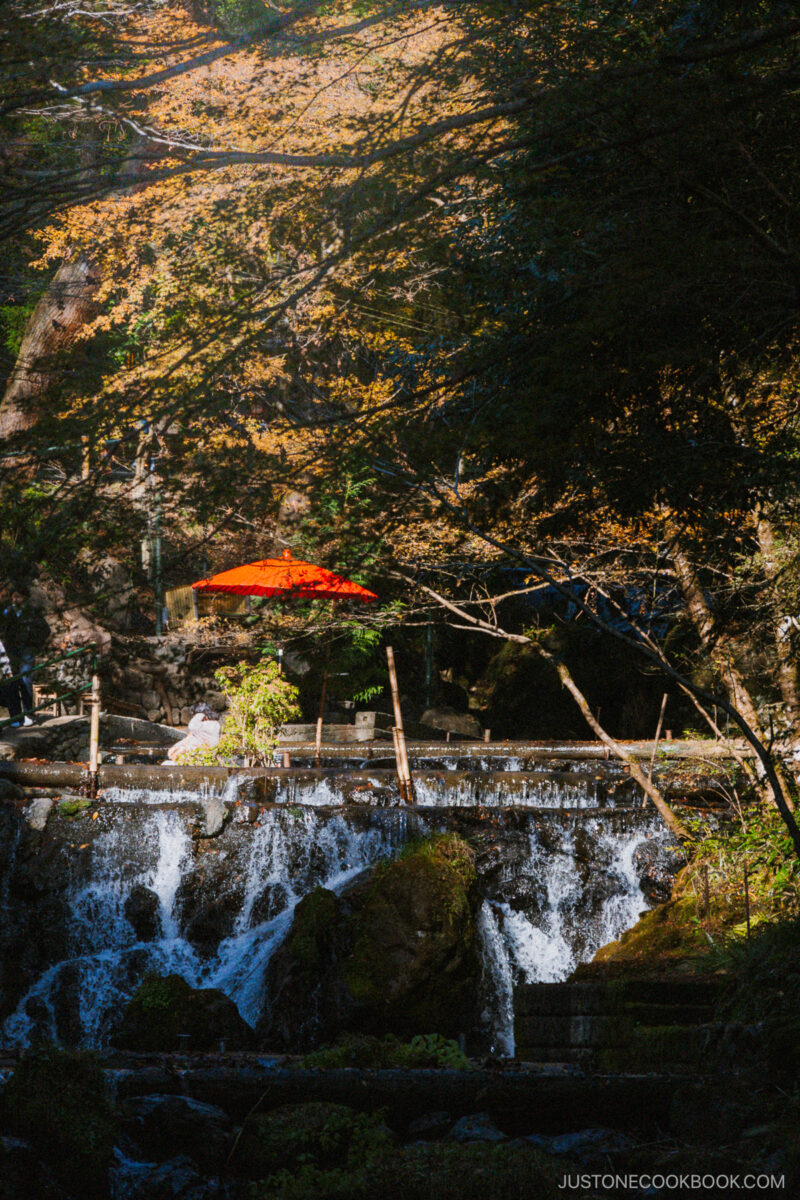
[386,645,414,803]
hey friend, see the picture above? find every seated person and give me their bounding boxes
[166,703,221,763]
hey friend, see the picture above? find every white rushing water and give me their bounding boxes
[104,768,615,809]
[2,785,665,1054]
[2,804,417,1047]
[476,815,661,1055]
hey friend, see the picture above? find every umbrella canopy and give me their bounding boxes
[192,549,377,602]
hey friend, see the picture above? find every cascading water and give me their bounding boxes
[1,768,677,1056]
[1,803,420,1048]
[476,813,668,1055]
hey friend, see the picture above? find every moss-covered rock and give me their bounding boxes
[298,1032,472,1070]
[261,835,481,1050]
[240,1140,572,1200]
[228,1101,393,1178]
[343,834,479,1034]
[112,972,252,1051]
[287,886,342,974]
[0,1045,116,1197]
[580,862,748,978]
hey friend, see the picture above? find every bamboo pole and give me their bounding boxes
[87,673,100,799]
[648,693,669,778]
[315,662,328,767]
[743,859,751,939]
[386,645,414,802]
[391,725,406,801]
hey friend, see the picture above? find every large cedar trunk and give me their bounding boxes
[0,138,150,442]
[0,254,99,439]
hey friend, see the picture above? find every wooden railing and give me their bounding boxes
[0,645,97,730]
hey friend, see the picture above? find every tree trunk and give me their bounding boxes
[0,138,149,442]
[665,521,794,810]
[401,571,691,840]
[540,649,692,842]
[0,254,99,438]
[755,510,800,732]
[666,526,765,735]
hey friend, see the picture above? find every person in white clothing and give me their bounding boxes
[166,703,221,762]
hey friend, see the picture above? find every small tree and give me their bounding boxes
[189,660,301,767]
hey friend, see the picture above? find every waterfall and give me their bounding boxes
[476,813,663,1056]
[1,804,419,1048]
[1,776,673,1055]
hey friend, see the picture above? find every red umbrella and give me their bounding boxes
[192,548,377,602]
[192,549,377,764]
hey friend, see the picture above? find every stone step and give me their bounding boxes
[514,978,732,1073]
[517,1024,714,1071]
[515,978,725,1018]
[513,1005,715,1053]
[105,1061,696,1135]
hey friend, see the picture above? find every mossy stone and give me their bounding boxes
[229,1102,393,1177]
[287,887,341,974]
[342,834,479,1035]
[112,971,252,1051]
[261,834,482,1049]
[0,1046,116,1197]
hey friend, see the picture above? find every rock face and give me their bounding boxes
[420,707,483,738]
[260,834,481,1050]
[124,885,162,942]
[112,973,252,1052]
[119,1095,233,1172]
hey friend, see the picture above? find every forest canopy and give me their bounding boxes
[3,0,800,778]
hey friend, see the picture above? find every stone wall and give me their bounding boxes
[101,635,246,727]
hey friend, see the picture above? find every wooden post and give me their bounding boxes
[88,673,100,799]
[315,658,329,767]
[743,859,751,939]
[484,728,491,743]
[386,645,414,802]
[391,725,406,801]
[282,751,290,769]
[648,693,669,778]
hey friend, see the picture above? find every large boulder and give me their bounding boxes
[112,973,252,1052]
[260,834,481,1050]
[421,707,483,739]
[119,1095,233,1172]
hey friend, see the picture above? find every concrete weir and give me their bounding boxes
[0,760,638,809]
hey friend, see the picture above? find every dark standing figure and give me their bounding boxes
[0,587,50,720]
[0,633,23,724]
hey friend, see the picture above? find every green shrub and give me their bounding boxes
[1,1045,116,1196]
[689,804,800,927]
[298,1032,472,1070]
[253,1141,575,1200]
[183,659,300,767]
[230,1102,392,1177]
